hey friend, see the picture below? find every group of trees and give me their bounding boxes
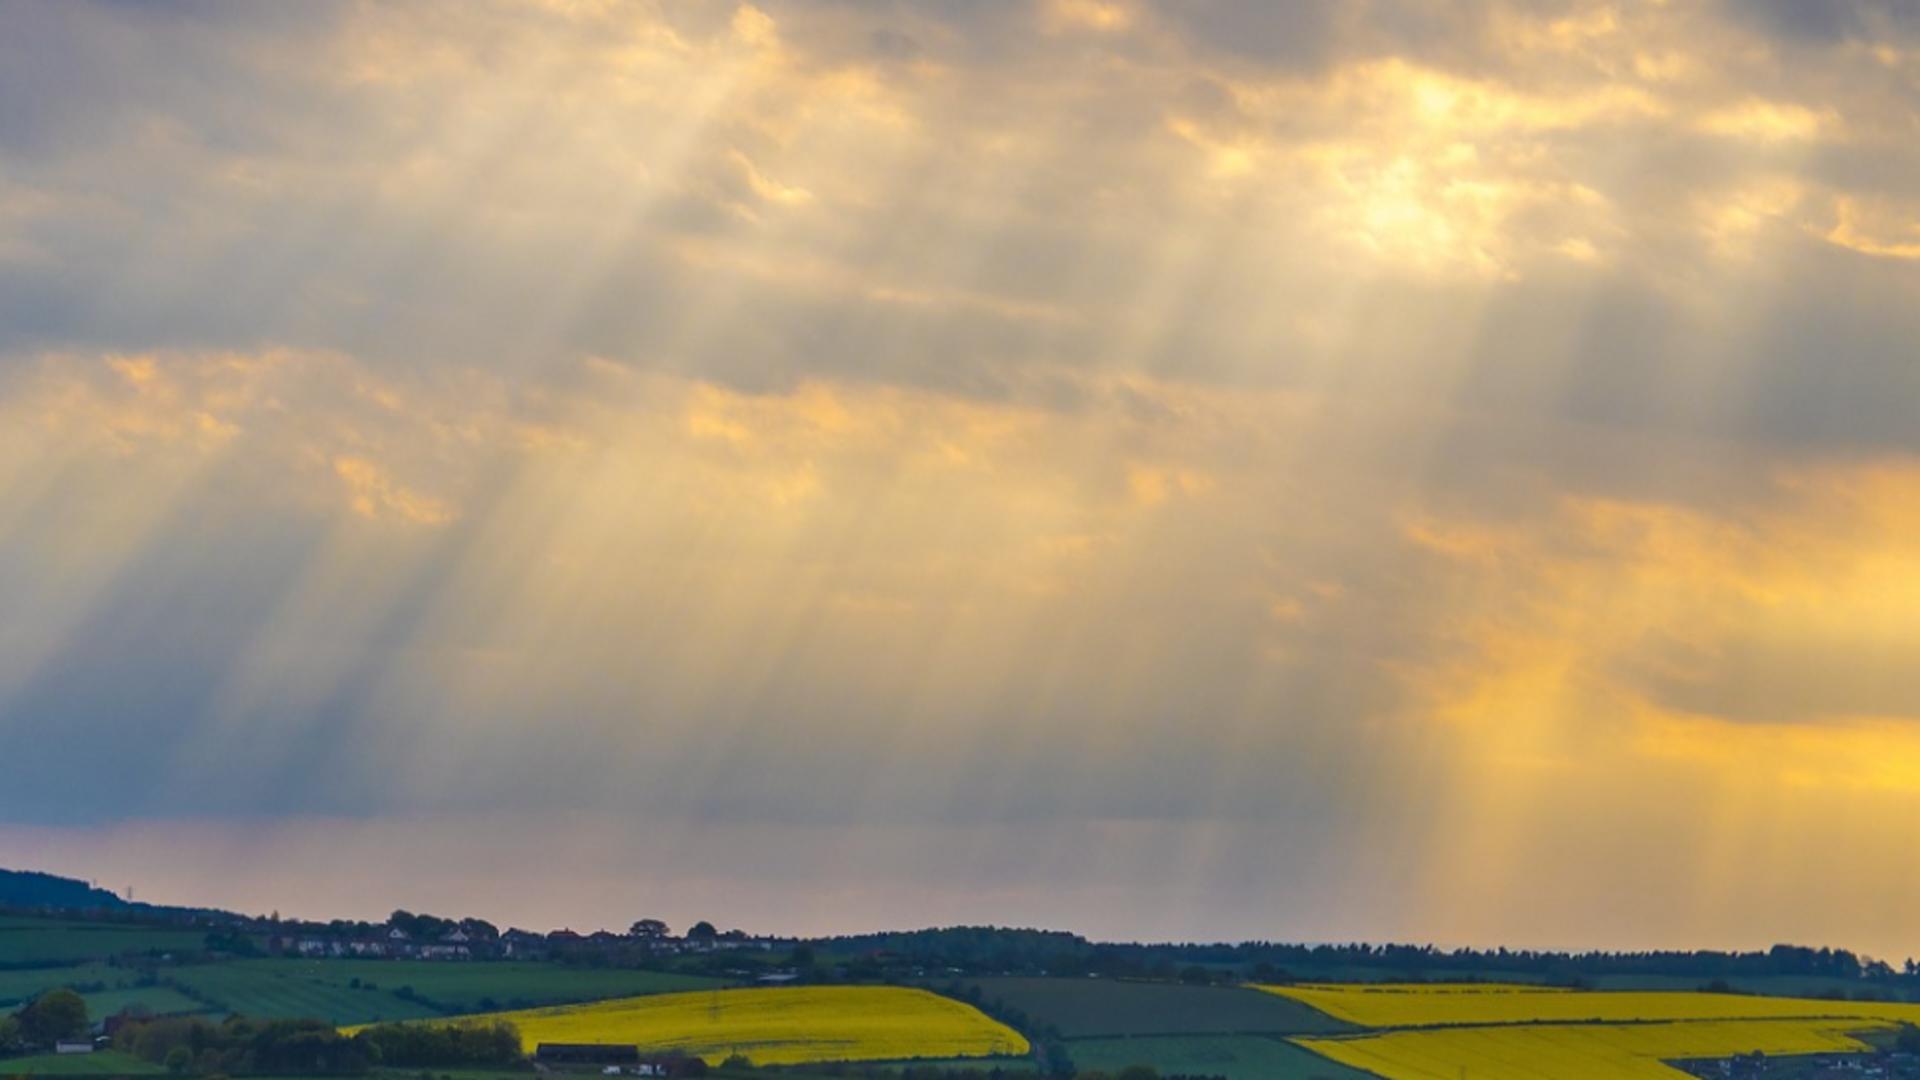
[0,988,89,1053]
[807,927,1920,988]
[352,1020,520,1068]
[118,1017,371,1076]
[385,910,499,941]
[114,1016,525,1076]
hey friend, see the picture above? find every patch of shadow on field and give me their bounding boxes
[1065,1034,1375,1080]
[927,977,1358,1038]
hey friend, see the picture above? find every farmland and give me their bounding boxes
[936,976,1354,1038]
[1297,1018,1889,1079]
[1065,1034,1374,1079]
[407,986,1030,1066]
[0,1050,166,1076]
[1271,984,1920,1079]
[0,942,733,1029]
[0,965,123,1008]
[0,920,206,966]
[76,986,206,1020]
[1262,982,1920,1028]
[165,960,723,1025]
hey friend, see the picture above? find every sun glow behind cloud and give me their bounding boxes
[3,0,1920,953]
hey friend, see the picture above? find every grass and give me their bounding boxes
[249,959,728,1012]
[166,964,447,1026]
[77,987,207,1019]
[1296,1018,1889,1079]
[1064,1034,1375,1080]
[934,977,1355,1038]
[0,921,207,966]
[164,960,727,1026]
[397,986,1030,1066]
[0,1050,166,1076]
[868,1057,1041,1073]
[1260,983,1920,1028]
[0,966,127,1008]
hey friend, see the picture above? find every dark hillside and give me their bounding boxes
[0,870,130,912]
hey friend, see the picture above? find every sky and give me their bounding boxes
[2,0,1920,957]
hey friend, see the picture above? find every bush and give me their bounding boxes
[353,1021,522,1068]
[118,1016,372,1076]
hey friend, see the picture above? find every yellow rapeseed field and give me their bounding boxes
[1296,1018,1887,1079]
[415,986,1029,1067]
[1261,982,1920,1028]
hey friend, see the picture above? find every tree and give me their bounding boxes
[687,921,718,942]
[0,1015,21,1052]
[1897,1023,1920,1055]
[630,919,671,940]
[17,988,88,1047]
[164,1047,194,1075]
[459,918,500,941]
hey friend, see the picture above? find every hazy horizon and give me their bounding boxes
[5,0,1920,961]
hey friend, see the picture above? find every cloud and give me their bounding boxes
[4,0,1920,951]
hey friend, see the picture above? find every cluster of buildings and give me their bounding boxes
[265,925,523,961]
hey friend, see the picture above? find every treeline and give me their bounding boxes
[813,927,1917,985]
[111,1017,523,1076]
[119,1018,372,1075]
[352,1020,520,1067]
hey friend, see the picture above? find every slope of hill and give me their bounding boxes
[0,870,131,912]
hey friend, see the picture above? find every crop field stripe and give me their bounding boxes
[385,985,1029,1067]
[1259,983,1920,1028]
[927,976,1355,1038]
[1293,1018,1891,1080]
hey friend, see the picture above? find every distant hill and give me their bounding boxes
[0,867,133,911]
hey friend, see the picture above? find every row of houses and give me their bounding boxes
[266,925,510,961]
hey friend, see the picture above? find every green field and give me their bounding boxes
[260,959,728,1012]
[0,966,126,1008]
[871,1057,1041,1072]
[76,987,207,1020]
[164,963,445,1026]
[1065,1035,1375,1080]
[0,921,207,966]
[0,1050,166,1076]
[934,977,1355,1038]
[164,959,728,1025]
